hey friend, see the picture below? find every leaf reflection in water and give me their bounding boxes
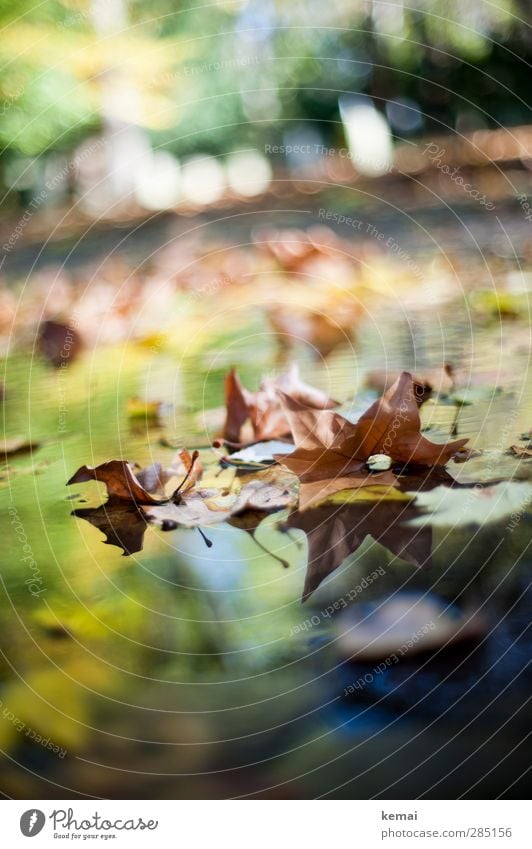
[285,494,432,601]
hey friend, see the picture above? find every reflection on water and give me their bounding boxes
[1,223,531,799]
[286,496,433,602]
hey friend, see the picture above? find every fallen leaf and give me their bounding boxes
[67,449,200,505]
[144,489,234,528]
[220,440,294,470]
[256,226,341,271]
[223,363,337,445]
[266,308,354,358]
[38,319,82,367]
[67,460,167,504]
[145,479,295,529]
[509,444,532,459]
[275,372,468,509]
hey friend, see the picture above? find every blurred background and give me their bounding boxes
[0,0,531,800]
[0,0,532,222]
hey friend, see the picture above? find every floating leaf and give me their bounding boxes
[67,460,170,504]
[275,372,467,509]
[145,479,296,529]
[223,363,337,445]
[67,450,200,505]
[509,444,532,459]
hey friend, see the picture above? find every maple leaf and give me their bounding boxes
[223,363,337,445]
[509,444,532,459]
[66,449,201,505]
[145,479,296,529]
[275,371,468,509]
[68,449,296,545]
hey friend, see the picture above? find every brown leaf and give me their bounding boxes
[145,479,295,529]
[256,226,335,271]
[66,450,200,505]
[267,308,354,358]
[355,372,467,464]
[508,444,532,459]
[275,372,468,509]
[67,460,167,504]
[38,319,82,368]
[223,369,250,444]
[222,364,337,445]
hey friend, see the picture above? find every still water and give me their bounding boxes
[1,207,531,799]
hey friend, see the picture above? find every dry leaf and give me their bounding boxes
[67,449,200,505]
[145,479,295,529]
[38,319,82,367]
[509,444,532,459]
[223,364,337,445]
[275,372,468,509]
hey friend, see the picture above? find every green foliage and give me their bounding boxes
[0,0,530,175]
